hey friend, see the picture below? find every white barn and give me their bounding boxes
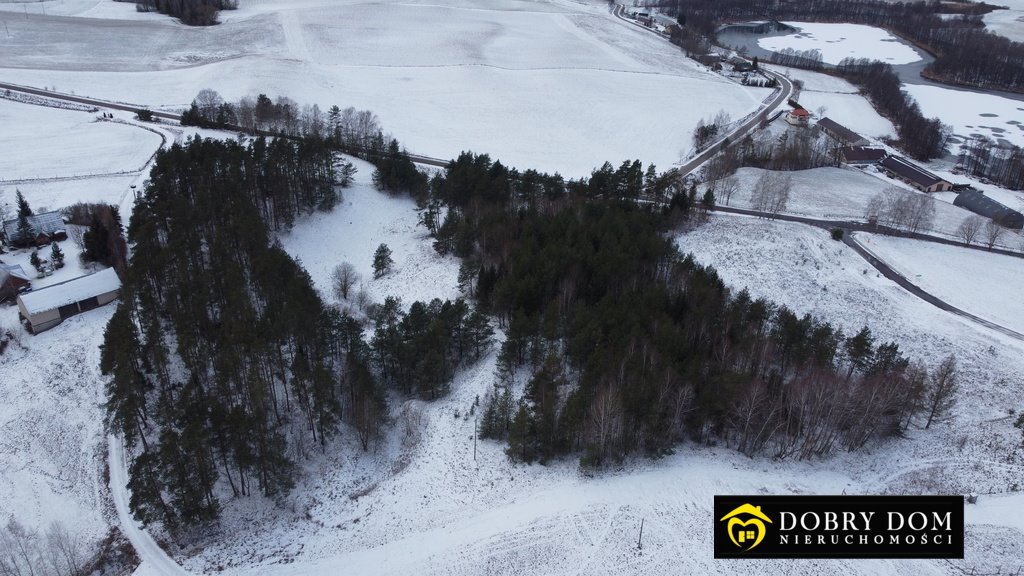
[17,268,121,334]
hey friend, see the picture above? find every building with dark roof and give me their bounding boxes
[817,117,869,147]
[953,190,1024,230]
[0,264,31,303]
[1,211,67,247]
[840,147,887,165]
[879,155,953,192]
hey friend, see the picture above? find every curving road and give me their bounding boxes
[710,205,1024,342]
[108,435,194,576]
[610,4,795,177]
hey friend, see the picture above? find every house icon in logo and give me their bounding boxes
[720,503,773,551]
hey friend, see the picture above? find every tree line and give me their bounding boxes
[133,0,236,26]
[181,89,425,192]
[422,152,954,466]
[958,135,1024,191]
[835,59,948,160]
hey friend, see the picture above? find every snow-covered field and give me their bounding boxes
[858,233,1024,335]
[710,166,977,237]
[904,84,1024,151]
[280,156,460,307]
[0,98,162,181]
[758,22,923,66]
[767,67,895,139]
[0,0,767,176]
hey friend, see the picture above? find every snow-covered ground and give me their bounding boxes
[758,22,923,66]
[279,155,460,307]
[982,0,1024,42]
[858,233,1024,335]
[168,212,1024,576]
[769,66,895,139]
[0,98,162,181]
[0,0,767,176]
[710,166,977,238]
[0,233,115,547]
[904,84,1024,151]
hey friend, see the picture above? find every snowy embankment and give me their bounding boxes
[857,233,1024,335]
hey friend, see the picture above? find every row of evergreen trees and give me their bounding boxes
[101,136,362,528]
[423,152,945,466]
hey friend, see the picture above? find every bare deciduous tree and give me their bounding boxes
[331,262,360,301]
[905,192,936,235]
[587,385,622,465]
[924,355,958,429]
[956,215,985,246]
[194,88,224,120]
[752,171,791,218]
[982,220,1005,250]
[718,175,740,207]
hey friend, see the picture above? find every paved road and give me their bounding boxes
[610,4,795,178]
[711,205,1024,341]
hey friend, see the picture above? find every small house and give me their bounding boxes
[0,264,31,303]
[2,211,68,247]
[878,155,953,192]
[17,268,121,334]
[786,108,811,126]
[817,117,870,147]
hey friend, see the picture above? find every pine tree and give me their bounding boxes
[29,250,42,273]
[50,242,64,268]
[15,190,33,246]
[372,243,393,279]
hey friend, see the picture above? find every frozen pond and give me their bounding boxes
[756,22,922,66]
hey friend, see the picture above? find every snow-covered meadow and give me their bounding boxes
[0,0,768,176]
[758,22,923,66]
[0,98,161,181]
[858,233,1024,335]
[709,166,976,236]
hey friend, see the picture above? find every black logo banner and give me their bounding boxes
[714,495,964,559]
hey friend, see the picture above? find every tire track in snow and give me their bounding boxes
[108,435,193,576]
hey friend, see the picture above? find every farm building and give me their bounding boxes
[840,147,887,165]
[0,264,31,303]
[786,108,811,126]
[1,211,68,247]
[879,155,953,192]
[954,190,1024,229]
[16,267,121,334]
[817,117,870,147]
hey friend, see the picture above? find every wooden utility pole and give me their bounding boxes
[473,415,477,461]
[637,518,644,551]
